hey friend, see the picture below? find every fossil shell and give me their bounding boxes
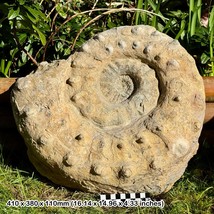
[11,25,205,195]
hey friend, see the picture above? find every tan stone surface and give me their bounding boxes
[11,25,205,194]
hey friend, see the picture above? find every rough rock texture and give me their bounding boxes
[11,25,205,195]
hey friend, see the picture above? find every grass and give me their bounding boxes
[0,129,213,213]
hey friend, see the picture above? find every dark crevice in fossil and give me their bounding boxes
[123,72,141,99]
[117,143,123,150]
[75,134,83,141]
[136,138,144,144]
[66,78,73,86]
[147,63,167,107]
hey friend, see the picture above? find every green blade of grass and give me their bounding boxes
[147,0,164,18]
[143,0,149,24]
[151,0,162,28]
[135,0,143,25]
[209,6,214,75]
[197,0,202,23]
[175,19,186,40]
[163,18,174,35]
[190,8,197,36]
[0,59,5,75]
[196,186,213,201]
[3,49,18,77]
[188,0,194,38]
[3,61,12,77]
[189,0,201,37]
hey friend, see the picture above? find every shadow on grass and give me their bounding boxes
[187,119,214,185]
[0,128,64,190]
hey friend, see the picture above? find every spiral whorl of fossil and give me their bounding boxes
[11,25,205,195]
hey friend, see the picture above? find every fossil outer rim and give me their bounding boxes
[11,25,205,195]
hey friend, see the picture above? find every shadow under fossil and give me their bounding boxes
[0,128,52,185]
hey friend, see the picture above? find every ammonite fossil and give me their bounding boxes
[11,25,205,195]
